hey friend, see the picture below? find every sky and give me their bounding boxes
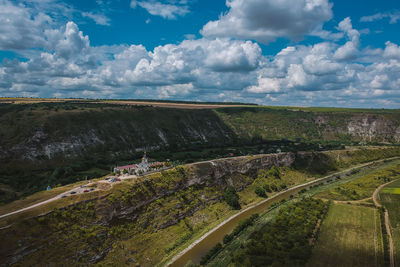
[0,0,399,108]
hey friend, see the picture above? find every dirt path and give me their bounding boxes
[373,179,398,267]
[328,197,372,204]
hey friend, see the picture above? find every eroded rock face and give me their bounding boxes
[0,107,237,161]
[186,153,296,187]
[347,115,400,143]
[92,153,297,228]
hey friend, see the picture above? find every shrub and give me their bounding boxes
[224,186,241,210]
[263,184,272,192]
[255,186,267,197]
[223,234,233,244]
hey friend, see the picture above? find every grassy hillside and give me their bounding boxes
[215,107,400,143]
[1,102,400,204]
[0,102,237,203]
[1,148,399,266]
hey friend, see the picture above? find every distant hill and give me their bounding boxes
[0,102,399,203]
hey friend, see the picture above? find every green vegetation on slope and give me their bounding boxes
[379,179,400,265]
[231,198,329,267]
[215,107,400,143]
[0,158,321,267]
[308,204,381,267]
[1,147,400,265]
[316,161,400,200]
[224,186,241,210]
[0,102,237,203]
[1,101,400,204]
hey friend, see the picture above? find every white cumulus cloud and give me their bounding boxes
[201,0,333,44]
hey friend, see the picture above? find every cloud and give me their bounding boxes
[45,21,90,59]
[201,0,333,44]
[81,12,110,26]
[245,36,400,107]
[184,34,196,40]
[383,41,400,60]
[0,0,51,50]
[360,11,400,24]
[118,38,262,88]
[333,17,360,61]
[0,1,400,108]
[157,83,194,98]
[130,0,189,19]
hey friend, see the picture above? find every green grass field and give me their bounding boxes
[308,203,381,267]
[379,179,400,265]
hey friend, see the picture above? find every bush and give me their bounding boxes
[223,234,233,244]
[263,184,271,192]
[224,186,241,210]
[255,186,267,197]
[270,184,278,192]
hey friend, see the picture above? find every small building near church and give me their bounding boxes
[113,152,166,175]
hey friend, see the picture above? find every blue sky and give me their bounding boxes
[0,0,399,108]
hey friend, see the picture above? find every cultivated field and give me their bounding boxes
[379,179,400,265]
[308,203,381,267]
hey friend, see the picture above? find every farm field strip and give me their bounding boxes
[379,179,400,266]
[307,203,380,267]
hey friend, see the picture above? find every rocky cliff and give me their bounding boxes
[0,104,236,161]
[1,104,399,163]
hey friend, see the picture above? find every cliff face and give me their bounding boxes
[0,105,236,161]
[98,153,297,227]
[215,108,400,143]
[186,153,296,187]
[1,104,399,163]
[346,114,400,142]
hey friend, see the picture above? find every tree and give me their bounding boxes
[263,184,271,192]
[254,186,266,198]
[224,186,241,210]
